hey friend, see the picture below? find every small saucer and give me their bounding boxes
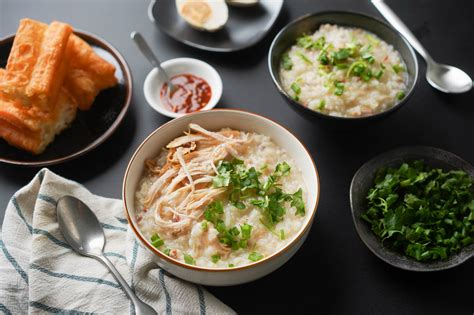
[143,58,222,118]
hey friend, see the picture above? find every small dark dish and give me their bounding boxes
[148,0,283,52]
[268,11,418,123]
[0,31,132,167]
[350,146,474,271]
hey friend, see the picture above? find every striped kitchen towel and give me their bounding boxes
[0,169,234,314]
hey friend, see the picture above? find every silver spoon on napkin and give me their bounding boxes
[372,0,472,93]
[57,196,157,315]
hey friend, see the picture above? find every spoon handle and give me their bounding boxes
[130,31,173,84]
[371,0,434,64]
[96,254,157,315]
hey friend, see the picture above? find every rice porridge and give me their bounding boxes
[135,124,307,268]
[280,24,408,117]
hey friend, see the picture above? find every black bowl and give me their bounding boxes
[268,11,418,123]
[350,146,474,271]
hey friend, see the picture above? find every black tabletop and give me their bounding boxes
[1,0,473,313]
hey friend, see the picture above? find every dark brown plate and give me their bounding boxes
[0,30,132,166]
[350,146,474,271]
[148,0,283,52]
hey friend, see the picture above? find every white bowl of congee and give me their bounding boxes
[123,109,319,285]
[269,12,418,121]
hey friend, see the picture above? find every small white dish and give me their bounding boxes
[143,57,223,118]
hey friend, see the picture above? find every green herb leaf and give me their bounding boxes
[334,81,344,96]
[296,51,313,65]
[184,254,195,265]
[211,254,220,263]
[396,91,405,100]
[281,53,293,71]
[361,160,474,262]
[392,64,405,74]
[248,251,264,262]
[291,82,301,95]
[296,34,314,49]
[150,233,164,248]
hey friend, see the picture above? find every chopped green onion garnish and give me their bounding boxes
[375,69,384,80]
[281,53,293,71]
[313,36,326,50]
[392,64,405,74]
[334,81,344,96]
[296,51,313,65]
[228,264,235,268]
[396,91,405,100]
[211,254,221,263]
[248,251,264,262]
[291,82,301,95]
[280,229,286,240]
[150,233,164,248]
[296,34,314,49]
[201,221,208,231]
[318,99,326,110]
[184,254,195,265]
[163,248,171,256]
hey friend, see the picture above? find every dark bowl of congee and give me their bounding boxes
[268,11,418,123]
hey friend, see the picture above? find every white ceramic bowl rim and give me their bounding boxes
[122,109,320,272]
[143,57,223,119]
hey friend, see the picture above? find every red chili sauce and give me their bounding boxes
[160,74,212,113]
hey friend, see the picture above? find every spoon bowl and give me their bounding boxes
[427,63,473,94]
[57,196,105,256]
[372,0,472,94]
[57,196,157,315]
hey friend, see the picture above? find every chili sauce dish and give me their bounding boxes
[143,57,222,118]
[269,11,418,122]
[123,109,319,285]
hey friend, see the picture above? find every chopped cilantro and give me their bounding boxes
[362,160,474,262]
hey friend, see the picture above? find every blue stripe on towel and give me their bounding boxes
[100,223,127,232]
[37,194,57,206]
[0,240,29,285]
[33,228,71,249]
[38,170,45,183]
[30,301,96,314]
[0,303,13,315]
[159,269,172,315]
[11,196,32,234]
[197,285,206,315]
[115,217,129,225]
[30,264,120,289]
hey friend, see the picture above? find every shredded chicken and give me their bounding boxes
[144,124,252,247]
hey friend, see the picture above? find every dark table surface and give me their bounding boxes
[1,0,473,313]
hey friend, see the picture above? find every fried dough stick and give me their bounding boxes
[0,19,72,110]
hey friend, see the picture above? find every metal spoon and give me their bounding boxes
[57,196,157,315]
[372,0,472,93]
[130,31,178,96]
